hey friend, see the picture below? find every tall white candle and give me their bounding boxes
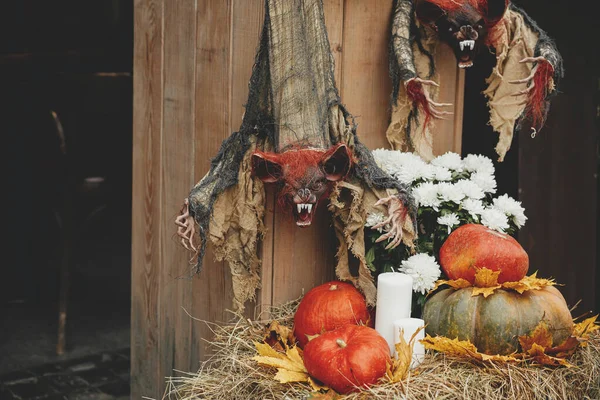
[393,318,425,368]
[374,272,413,354]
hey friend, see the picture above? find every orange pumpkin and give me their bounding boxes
[293,281,370,348]
[303,325,390,394]
[423,286,573,355]
[440,224,529,283]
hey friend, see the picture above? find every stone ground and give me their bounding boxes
[0,348,130,400]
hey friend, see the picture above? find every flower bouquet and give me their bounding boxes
[366,151,527,314]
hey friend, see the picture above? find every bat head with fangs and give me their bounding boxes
[252,144,352,227]
[415,0,509,68]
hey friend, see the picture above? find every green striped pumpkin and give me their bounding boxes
[423,286,573,355]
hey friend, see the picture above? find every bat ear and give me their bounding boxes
[415,0,445,25]
[252,152,283,183]
[484,0,509,25]
[321,144,352,182]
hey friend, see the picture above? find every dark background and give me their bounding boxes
[0,0,598,380]
[1,0,133,377]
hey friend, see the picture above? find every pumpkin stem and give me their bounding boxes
[336,339,347,348]
[329,285,338,291]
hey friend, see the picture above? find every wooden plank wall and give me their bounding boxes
[132,1,464,397]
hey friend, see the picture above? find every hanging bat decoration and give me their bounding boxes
[175,0,416,311]
[387,0,563,161]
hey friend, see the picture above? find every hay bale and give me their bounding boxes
[165,300,600,400]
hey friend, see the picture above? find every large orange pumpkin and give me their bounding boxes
[293,281,370,348]
[423,286,573,355]
[440,224,529,283]
[303,325,390,394]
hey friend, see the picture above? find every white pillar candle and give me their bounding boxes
[374,272,413,354]
[393,318,425,368]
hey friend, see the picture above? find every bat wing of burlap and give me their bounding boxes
[386,9,539,162]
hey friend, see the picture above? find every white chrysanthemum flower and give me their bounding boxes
[372,149,432,185]
[432,165,452,181]
[372,148,399,175]
[480,207,510,233]
[493,194,528,228]
[437,213,460,234]
[365,211,386,230]
[431,152,463,172]
[461,198,485,221]
[455,179,485,200]
[394,154,431,185]
[463,154,495,175]
[471,172,497,194]
[437,182,465,204]
[413,182,441,210]
[399,253,442,295]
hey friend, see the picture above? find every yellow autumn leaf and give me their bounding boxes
[432,278,471,292]
[421,335,520,363]
[274,369,310,384]
[573,315,600,339]
[253,341,309,384]
[474,267,501,287]
[387,326,425,383]
[518,320,554,352]
[501,272,556,294]
[471,286,501,298]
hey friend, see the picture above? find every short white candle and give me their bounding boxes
[374,272,413,354]
[393,318,425,368]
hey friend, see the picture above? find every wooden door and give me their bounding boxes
[131,1,464,397]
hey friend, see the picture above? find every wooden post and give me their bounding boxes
[131,1,464,397]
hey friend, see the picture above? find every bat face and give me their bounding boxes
[434,5,487,69]
[416,0,509,69]
[252,144,352,227]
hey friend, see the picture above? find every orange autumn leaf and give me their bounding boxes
[501,272,556,294]
[307,390,343,399]
[263,320,295,352]
[546,336,580,358]
[526,343,573,367]
[518,320,554,352]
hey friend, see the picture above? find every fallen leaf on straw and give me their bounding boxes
[573,315,600,341]
[253,341,310,384]
[263,320,295,352]
[387,326,425,383]
[421,335,520,362]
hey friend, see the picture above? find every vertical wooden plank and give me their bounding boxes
[227,0,270,314]
[323,0,344,88]
[341,0,392,150]
[190,0,233,368]
[159,0,197,390]
[131,0,163,397]
[432,42,465,156]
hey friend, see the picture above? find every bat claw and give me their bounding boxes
[176,199,199,253]
[372,195,410,250]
